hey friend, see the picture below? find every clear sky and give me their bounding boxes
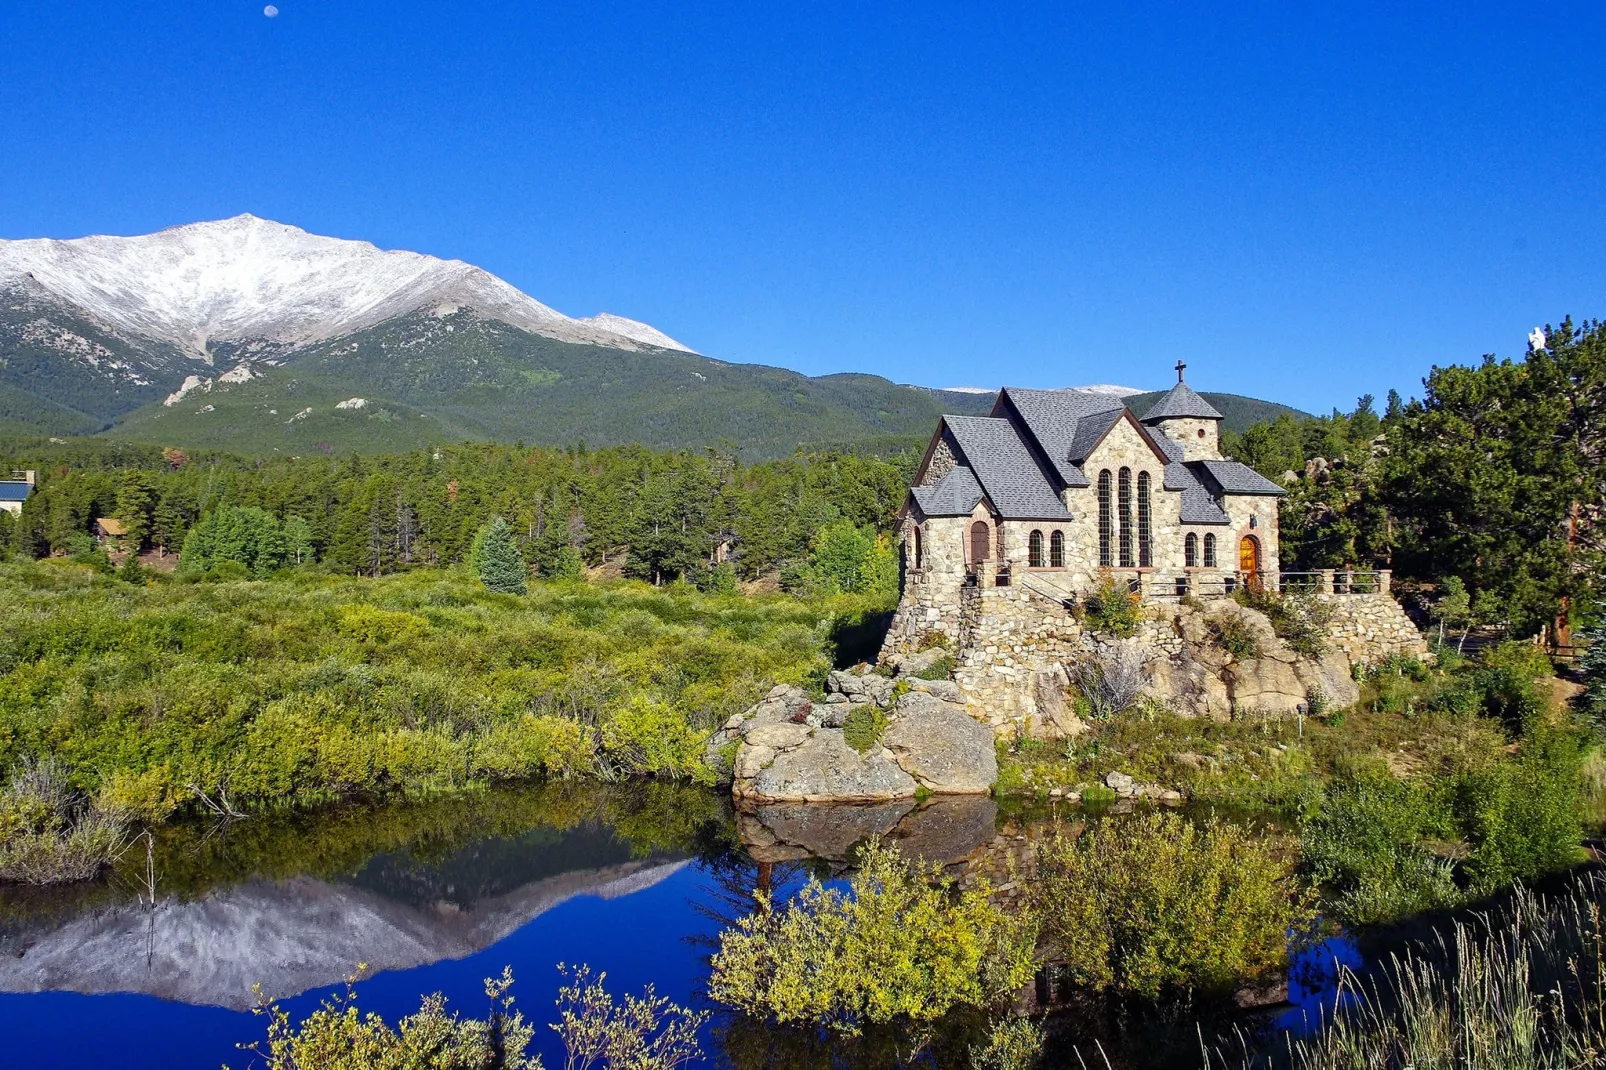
[1,2,1601,413]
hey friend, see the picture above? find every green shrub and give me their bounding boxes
[1300,733,1585,924]
[1234,586,1333,658]
[238,964,707,1070]
[842,705,889,754]
[1082,572,1142,637]
[1078,784,1117,806]
[0,759,130,885]
[1031,811,1312,998]
[1211,616,1261,661]
[708,840,1037,1030]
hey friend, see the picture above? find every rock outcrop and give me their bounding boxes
[719,665,999,803]
[882,692,996,794]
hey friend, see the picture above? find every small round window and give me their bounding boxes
[1197,428,1206,438]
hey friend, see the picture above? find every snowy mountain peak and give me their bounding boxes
[0,216,695,357]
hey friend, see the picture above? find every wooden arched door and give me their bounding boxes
[970,521,991,564]
[1238,534,1261,581]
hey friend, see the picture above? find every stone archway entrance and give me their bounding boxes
[970,521,991,564]
[1239,534,1261,580]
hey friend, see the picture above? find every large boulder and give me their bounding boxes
[1226,657,1306,715]
[739,730,918,802]
[1294,650,1361,711]
[882,691,998,794]
[886,648,950,678]
[828,669,896,706]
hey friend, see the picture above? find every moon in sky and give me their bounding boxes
[263,5,279,15]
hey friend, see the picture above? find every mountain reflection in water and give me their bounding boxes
[0,782,1344,1070]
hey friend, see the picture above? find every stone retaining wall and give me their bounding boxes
[1317,593,1429,667]
[886,581,1430,738]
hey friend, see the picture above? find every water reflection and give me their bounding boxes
[0,782,1360,1070]
[0,783,717,1010]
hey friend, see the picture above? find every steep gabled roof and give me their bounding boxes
[994,388,1127,488]
[909,465,987,517]
[943,415,1072,519]
[1191,460,1287,496]
[1140,382,1223,422]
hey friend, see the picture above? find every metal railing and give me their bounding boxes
[1144,569,1391,602]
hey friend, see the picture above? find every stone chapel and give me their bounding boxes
[894,366,1288,642]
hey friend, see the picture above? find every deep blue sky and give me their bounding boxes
[1,2,1601,412]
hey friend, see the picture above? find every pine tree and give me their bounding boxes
[470,517,528,594]
[113,472,156,552]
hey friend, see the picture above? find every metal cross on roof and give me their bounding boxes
[1174,360,1186,382]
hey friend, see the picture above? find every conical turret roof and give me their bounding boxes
[1139,379,1223,422]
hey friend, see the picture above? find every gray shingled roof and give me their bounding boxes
[1064,408,1126,464]
[1139,382,1223,422]
[995,388,1127,488]
[1192,460,1287,496]
[909,465,986,517]
[0,481,30,502]
[944,416,1072,519]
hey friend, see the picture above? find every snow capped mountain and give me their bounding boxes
[0,214,694,358]
[1071,383,1143,396]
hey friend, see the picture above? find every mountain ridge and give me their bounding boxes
[0,216,1308,457]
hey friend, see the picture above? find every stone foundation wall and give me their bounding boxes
[1317,593,1429,667]
[951,585,1085,735]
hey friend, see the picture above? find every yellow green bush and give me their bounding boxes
[1031,810,1313,998]
[708,841,1037,1031]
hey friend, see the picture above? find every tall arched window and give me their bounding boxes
[1185,532,1198,568]
[1097,470,1112,567]
[1204,533,1217,568]
[1117,467,1134,568]
[1028,529,1044,568]
[913,525,923,570]
[1050,530,1065,568]
[1137,471,1152,568]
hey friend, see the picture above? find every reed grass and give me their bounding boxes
[1226,872,1606,1069]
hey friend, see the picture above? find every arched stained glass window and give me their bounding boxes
[1097,471,1112,567]
[1137,471,1152,568]
[1028,530,1044,567]
[1117,467,1134,568]
[1185,532,1198,568]
[1050,530,1065,568]
[1204,532,1217,568]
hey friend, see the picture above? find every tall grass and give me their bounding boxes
[1231,873,1606,1069]
[0,560,885,838]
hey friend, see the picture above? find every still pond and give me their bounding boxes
[0,783,1353,1069]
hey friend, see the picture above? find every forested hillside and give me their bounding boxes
[0,436,914,593]
[94,311,1000,457]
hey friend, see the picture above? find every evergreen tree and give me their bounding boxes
[470,516,528,594]
[113,472,156,552]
